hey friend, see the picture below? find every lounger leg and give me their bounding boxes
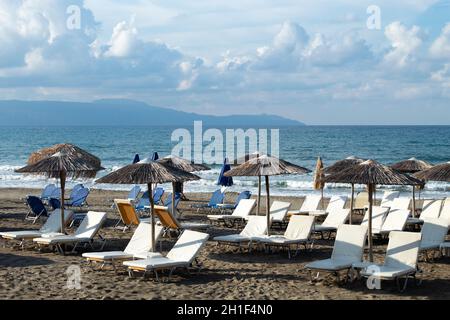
[396,276,409,293]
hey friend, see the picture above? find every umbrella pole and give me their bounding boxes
[148,183,156,252]
[265,175,270,236]
[257,176,261,215]
[172,182,176,217]
[412,186,416,218]
[368,184,374,262]
[350,183,354,225]
[59,171,66,235]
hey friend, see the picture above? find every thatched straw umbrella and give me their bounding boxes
[232,152,262,214]
[390,158,432,217]
[158,155,210,200]
[325,159,422,262]
[313,157,325,209]
[16,144,104,234]
[414,162,450,183]
[323,156,365,224]
[224,155,311,236]
[96,158,200,251]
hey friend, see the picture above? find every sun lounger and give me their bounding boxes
[359,231,422,292]
[33,211,107,254]
[305,224,368,283]
[439,197,450,223]
[361,206,389,234]
[407,199,443,225]
[253,215,315,258]
[1,209,73,248]
[288,195,321,215]
[207,199,256,227]
[419,218,449,260]
[82,222,164,270]
[191,189,225,212]
[268,201,291,225]
[389,197,411,211]
[307,195,347,217]
[154,205,210,235]
[380,191,400,208]
[313,208,350,239]
[353,191,369,211]
[213,216,270,250]
[123,230,209,281]
[373,209,410,237]
[24,196,48,223]
[214,191,252,212]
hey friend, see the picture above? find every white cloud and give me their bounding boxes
[383,22,423,68]
[430,23,450,58]
[104,20,139,58]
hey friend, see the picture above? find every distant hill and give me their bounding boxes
[0,100,304,127]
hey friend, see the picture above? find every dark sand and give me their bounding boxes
[0,188,449,300]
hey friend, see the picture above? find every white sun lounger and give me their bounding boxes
[82,222,164,270]
[207,199,256,227]
[361,206,389,235]
[307,196,347,217]
[213,216,269,250]
[407,199,443,225]
[268,201,291,225]
[313,208,350,238]
[439,197,450,223]
[419,218,449,260]
[0,209,73,248]
[33,211,107,254]
[374,209,410,236]
[123,230,209,281]
[288,195,321,215]
[305,224,368,282]
[380,191,400,208]
[389,197,411,211]
[253,215,315,258]
[360,231,422,292]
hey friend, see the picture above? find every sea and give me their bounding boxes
[0,125,449,198]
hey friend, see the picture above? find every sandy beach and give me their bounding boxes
[0,187,449,300]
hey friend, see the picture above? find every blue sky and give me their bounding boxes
[0,0,449,124]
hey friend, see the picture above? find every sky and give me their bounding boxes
[0,0,450,124]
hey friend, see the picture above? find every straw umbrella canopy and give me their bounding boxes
[96,158,200,251]
[313,157,325,209]
[324,159,423,262]
[414,162,450,182]
[224,155,311,236]
[16,144,104,234]
[390,158,432,217]
[323,156,365,224]
[158,155,210,201]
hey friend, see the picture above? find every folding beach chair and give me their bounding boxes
[40,184,57,201]
[207,199,256,227]
[24,196,48,223]
[191,189,225,212]
[135,187,165,212]
[154,206,210,237]
[305,224,368,283]
[313,208,350,239]
[163,192,182,216]
[48,198,61,210]
[123,230,210,281]
[359,231,422,292]
[1,209,73,248]
[114,199,142,231]
[33,211,107,254]
[253,215,315,258]
[65,187,90,208]
[83,222,164,271]
[127,185,141,202]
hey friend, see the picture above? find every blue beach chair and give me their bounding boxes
[25,196,48,223]
[127,185,141,201]
[66,187,90,208]
[40,184,57,201]
[135,187,165,212]
[191,189,225,212]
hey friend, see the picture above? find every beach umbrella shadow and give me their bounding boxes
[0,253,54,268]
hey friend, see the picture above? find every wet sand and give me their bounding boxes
[0,188,449,300]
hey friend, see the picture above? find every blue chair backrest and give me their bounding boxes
[153,187,164,204]
[209,189,225,206]
[70,184,84,198]
[136,191,150,209]
[69,188,90,207]
[127,186,141,200]
[235,191,252,205]
[49,198,61,210]
[41,184,56,199]
[27,196,47,216]
[164,192,181,208]
[50,187,61,199]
